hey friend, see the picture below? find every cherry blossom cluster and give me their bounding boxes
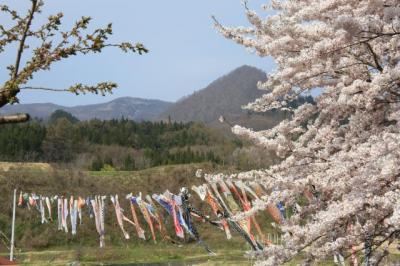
[214,0,400,264]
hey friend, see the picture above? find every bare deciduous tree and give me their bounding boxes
[0,0,148,123]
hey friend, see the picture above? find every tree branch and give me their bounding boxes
[365,43,383,72]
[0,0,38,109]
[0,0,146,122]
[13,0,37,79]
[0,113,30,124]
[0,4,22,20]
[20,86,69,92]
[324,31,400,56]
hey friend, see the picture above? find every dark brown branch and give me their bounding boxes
[13,0,37,79]
[0,113,30,124]
[365,43,383,72]
[324,31,400,56]
[0,1,38,109]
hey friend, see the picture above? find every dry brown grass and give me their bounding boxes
[0,162,52,172]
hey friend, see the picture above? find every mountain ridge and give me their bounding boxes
[0,96,173,121]
[159,65,272,125]
[0,65,292,129]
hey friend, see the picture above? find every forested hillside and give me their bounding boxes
[161,65,314,131]
[0,111,277,171]
[160,65,267,123]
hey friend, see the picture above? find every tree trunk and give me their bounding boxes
[0,114,30,124]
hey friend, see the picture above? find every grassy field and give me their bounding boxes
[8,246,400,265]
[6,245,252,265]
[0,163,399,265]
[0,163,271,265]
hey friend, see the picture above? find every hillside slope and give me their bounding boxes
[160,65,268,124]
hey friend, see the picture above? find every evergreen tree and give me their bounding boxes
[42,118,78,162]
[48,110,79,124]
[90,157,103,171]
[122,154,135,171]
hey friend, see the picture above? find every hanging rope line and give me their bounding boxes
[15,178,283,253]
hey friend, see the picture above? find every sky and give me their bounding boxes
[0,0,275,106]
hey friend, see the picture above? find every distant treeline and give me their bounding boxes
[0,110,241,170]
[0,95,314,171]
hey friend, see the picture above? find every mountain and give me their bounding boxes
[0,65,310,127]
[159,65,287,130]
[0,97,172,121]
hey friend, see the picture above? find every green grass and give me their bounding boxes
[4,243,251,265]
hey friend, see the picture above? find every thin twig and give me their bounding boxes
[21,86,69,92]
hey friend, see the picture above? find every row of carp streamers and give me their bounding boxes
[17,178,288,252]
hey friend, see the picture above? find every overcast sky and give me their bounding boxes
[0,0,275,106]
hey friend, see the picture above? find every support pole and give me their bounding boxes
[10,189,16,261]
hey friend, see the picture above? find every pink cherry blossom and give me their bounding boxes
[213,0,400,264]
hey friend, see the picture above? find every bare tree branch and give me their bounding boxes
[13,0,37,80]
[0,0,38,110]
[0,0,147,123]
[21,86,69,92]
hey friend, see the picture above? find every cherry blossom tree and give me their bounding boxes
[212,0,400,265]
[0,0,147,124]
